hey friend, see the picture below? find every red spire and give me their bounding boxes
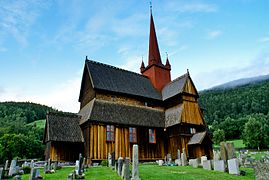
[148,13,162,66]
[165,57,171,70]
[140,60,145,73]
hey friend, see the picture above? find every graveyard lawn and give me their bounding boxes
[20,165,254,180]
[214,139,246,149]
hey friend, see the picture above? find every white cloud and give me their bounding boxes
[258,37,269,43]
[117,55,141,73]
[207,30,222,39]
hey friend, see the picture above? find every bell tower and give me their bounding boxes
[140,10,171,91]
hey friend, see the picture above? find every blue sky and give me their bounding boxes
[0,0,269,112]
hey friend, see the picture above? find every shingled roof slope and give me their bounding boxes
[78,99,165,127]
[162,73,188,100]
[188,131,207,145]
[86,60,162,100]
[45,112,84,143]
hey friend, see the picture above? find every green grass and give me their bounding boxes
[21,166,121,180]
[27,119,46,128]
[20,165,254,180]
[140,165,254,180]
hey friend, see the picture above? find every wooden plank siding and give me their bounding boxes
[181,100,204,125]
[49,142,83,162]
[86,123,166,161]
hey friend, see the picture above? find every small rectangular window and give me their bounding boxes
[106,125,115,141]
[129,127,137,143]
[149,128,156,144]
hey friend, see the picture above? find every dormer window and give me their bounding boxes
[190,128,196,134]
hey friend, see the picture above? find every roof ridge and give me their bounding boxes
[163,72,189,89]
[86,59,144,77]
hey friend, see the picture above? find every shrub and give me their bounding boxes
[100,160,108,166]
[22,166,31,174]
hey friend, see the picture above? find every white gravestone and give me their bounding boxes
[228,158,240,175]
[214,160,225,172]
[131,145,140,180]
[202,160,212,170]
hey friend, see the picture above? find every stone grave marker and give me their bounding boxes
[177,149,181,160]
[8,159,17,176]
[0,167,3,180]
[213,150,221,160]
[48,158,51,171]
[201,156,207,166]
[181,148,188,166]
[213,160,225,172]
[13,175,21,180]
[4,160,9,170]
[123,158,130,180]
[220,142,228,161]
[78,153,83,175]
[202,160,212,170]
[117,157,124,176]
[108,153,112,167]
[114,162,118,172]
[254,162,269,180]
[226,142,236,160]
[167,154,172,165]
[30,167,36,180]
[158,160,164,166]
[131,144,140,180]
[228,158,240,175]
[175,159,181,166]
[189,159,199,168]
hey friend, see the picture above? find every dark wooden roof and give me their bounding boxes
[162,73,188,100]
[188,131,207,145]
[78,99,165,127]
[85,60,162,100]
[45,112,84,143]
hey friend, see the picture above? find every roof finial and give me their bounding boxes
[85,56,88,60]
[187,69,189,75]
[165,52,168,59]
[150,0,152,14]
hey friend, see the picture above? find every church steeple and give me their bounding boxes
[140,7,171,91]
[148,12,162,66]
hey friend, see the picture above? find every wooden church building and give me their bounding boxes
[44,10,213,163]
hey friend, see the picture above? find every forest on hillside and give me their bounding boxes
[199,80,269,149]
[0,102,55,164]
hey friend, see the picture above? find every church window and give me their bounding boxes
[106,125,114,141]
[129,127,137,143]
[149,128,156,143]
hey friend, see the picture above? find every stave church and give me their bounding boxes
[43,9,213,164]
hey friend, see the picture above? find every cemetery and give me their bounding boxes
[1,144,269,179]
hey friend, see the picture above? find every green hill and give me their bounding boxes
[0,102,55,163]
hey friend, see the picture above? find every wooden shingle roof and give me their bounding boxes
[45,112,84,143]
[188,131,207,145]
[85,60,162,100]
[78,98,165,127]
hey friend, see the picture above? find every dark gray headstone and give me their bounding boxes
[78,153,83,175]
[220,142,228,161]
[0,167,4,180]
[30,168,36,180]
[122,158,130,180]
[117,157,124,176]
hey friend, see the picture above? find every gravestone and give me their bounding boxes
[226,142,236,160]
[108,153,112,167]
[30,168,36,180]
[8,159,17,176]
[78,153,83,175]
[189,159,199,168]
[213,160,225,172]
[111,152,115,166]
[114,162,118,172]
[175,159,181,166]
[158,160,164,166]
[201,156,207,166]
[0,167,3,180]
[220,142,228,161]
[13,175,21,180]
[43,162,48,173]
[181,148,188,166]
[167,154,172,165]
[177,149,181,160]
[30,160,34,169]
[75,160,79,175]
[117,157,124,176]
[213,150,221,160]
[131,144,140,180]
[122,158,130,180]
[202,160,212,170]
[82,157,86,172]
[164,156,167,164]
[48,158,51,171]
[228,158,240,175]
[4,160,9,170]
[254,162,269,180]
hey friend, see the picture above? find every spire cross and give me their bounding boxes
[150,1,152,13]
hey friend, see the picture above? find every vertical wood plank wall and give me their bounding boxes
[88,123,166,161]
